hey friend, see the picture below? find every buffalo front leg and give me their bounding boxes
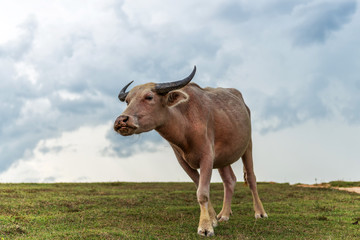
[242,139,268,219]
[217,165,237,222]
[172,148,218,231]
[197,159,216,237]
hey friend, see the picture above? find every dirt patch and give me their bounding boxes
[297,184,330,189]
[335,187,360,194]
[297,184,360,194]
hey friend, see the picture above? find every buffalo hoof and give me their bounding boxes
[212,218,218,228]
[198,218,214,237]
[197,227,214,237]
[255,212,268,219]
[217,209,232,222]
[217,215,230,222]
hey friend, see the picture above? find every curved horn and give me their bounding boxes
[155,66,196,95]
[118,80,134,102]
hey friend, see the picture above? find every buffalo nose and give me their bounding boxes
[118,115,129,124]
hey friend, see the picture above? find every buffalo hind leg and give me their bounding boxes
[217,165,236,222]
[242,139,268,219]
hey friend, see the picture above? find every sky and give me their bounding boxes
[0,0,359,184]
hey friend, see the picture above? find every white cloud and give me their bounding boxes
[57,90,82,101]
[15,62,39,84]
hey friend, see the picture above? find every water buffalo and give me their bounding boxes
[114,66,267,236]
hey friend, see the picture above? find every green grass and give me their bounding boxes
[328,181,360,188]
[0,182,359,239]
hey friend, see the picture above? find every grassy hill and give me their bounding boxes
[0,182,359,239]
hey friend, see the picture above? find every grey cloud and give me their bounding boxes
[216,0,307,22]
[111,3,222,79]
[252,77,330,133]
[55,98,105,115]
[0,7,181,171]
[0,127,56,170]
[0,70,33,169]
[103,129,165,158]
[0,21,111,171]
[322,79,360,125]
[254,74,360,134]
[217,2,251,23]
[292,0,357,46]
[39,145,64,154]
[43,176,56,182]
[0,91,110,171]
[265,0,312,16]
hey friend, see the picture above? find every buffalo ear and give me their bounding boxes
[165,90,189,107]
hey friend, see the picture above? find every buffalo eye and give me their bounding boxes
[145,95,153,101]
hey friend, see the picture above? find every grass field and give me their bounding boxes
[0,181,359,239]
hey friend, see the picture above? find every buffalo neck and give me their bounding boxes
[155,106,190,152]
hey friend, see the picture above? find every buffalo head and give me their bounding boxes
[114,66,196,136]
